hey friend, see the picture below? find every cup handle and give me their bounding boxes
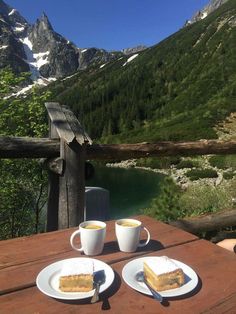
[138,227,150,248]
[70,229,83,252]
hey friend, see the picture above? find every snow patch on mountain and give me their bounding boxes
[12,25,25,32]
[123,53,138,66]
[0,17,7,24]
[5,76,57,98]
[8,8,16,16]
[19,37,51,80]
[33,51,50,68]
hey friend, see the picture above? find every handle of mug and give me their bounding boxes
[138,227,150,248]
[70,229,83,252]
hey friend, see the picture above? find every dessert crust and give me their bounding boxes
[144,260,185,291]
[59,274,93,292]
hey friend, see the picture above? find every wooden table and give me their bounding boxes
[1,215,236,313]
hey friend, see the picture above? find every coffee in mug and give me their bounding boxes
[115,218,150,252]
[118,221,139,227]
[84,225,103,230]
[70,220,106,256]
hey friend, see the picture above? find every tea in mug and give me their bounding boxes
[119,221,139,227]
[84,225,103,230]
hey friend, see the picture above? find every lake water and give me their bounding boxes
[86,166,165,219]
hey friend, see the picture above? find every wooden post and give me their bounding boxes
[45,102,92,230]
[58,140,86,228]
[45,117,60,231]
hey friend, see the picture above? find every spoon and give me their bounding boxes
[91,270,106,303]
[135,271,163,303]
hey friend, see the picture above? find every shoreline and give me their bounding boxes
[106,158,229,190]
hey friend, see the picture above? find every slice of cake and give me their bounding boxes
[143,256,185,291]
[59,259,94,292]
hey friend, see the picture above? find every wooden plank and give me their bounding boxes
[0,228,74,270]
[87,141,236,160]
[1,240,236,313]
[1,137,236,159]
[0,137,59,158]
[202,292,236,313]
[46,117,60,231]
[45,102,75,144]
[46,170,59,231]
[62,106,92,145]
[58,139,85,228]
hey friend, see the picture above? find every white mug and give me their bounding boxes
[70,220,106,256]
[115,218,150,252]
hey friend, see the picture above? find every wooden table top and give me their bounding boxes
[1,215,235,314]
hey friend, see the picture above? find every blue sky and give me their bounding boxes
[6,0,209,51]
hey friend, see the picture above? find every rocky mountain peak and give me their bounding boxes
[186,0,229,25]
[122,45,147,55]
[36,12,53,31]
[28,13,56,54]
[31,12,53,38]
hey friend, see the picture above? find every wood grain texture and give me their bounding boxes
[58,139,85,228]
[46,119,60,231]
[1,240,236,313]
[104,240,236,314]
[45,102,75,144]
[1,137,236,159]
[0,216,198,296]
[0,216,197,269]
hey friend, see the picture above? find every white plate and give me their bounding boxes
[36,257,115,300]
[122,256,198,298]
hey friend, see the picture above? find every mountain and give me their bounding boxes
[48,0,236,143]
[0,0,228,86]
[186,0,230,25]
[0,0,122,83]
[0,0,29,73]
[121,45,147,55]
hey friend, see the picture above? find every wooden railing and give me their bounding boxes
[1,137,236,159]
[1,102,236,234]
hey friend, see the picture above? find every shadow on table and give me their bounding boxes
[168,275,202,301]
[100,270,121,310]
[135,275,202,307]
[56,270,121,309]
[102,239,164,255]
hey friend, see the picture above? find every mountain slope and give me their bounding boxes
[48,0,236,143]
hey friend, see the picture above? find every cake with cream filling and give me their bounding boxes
[59,259,94,292]
[143,256,185,291]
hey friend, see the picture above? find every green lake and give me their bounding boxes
[86,166,165,219]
